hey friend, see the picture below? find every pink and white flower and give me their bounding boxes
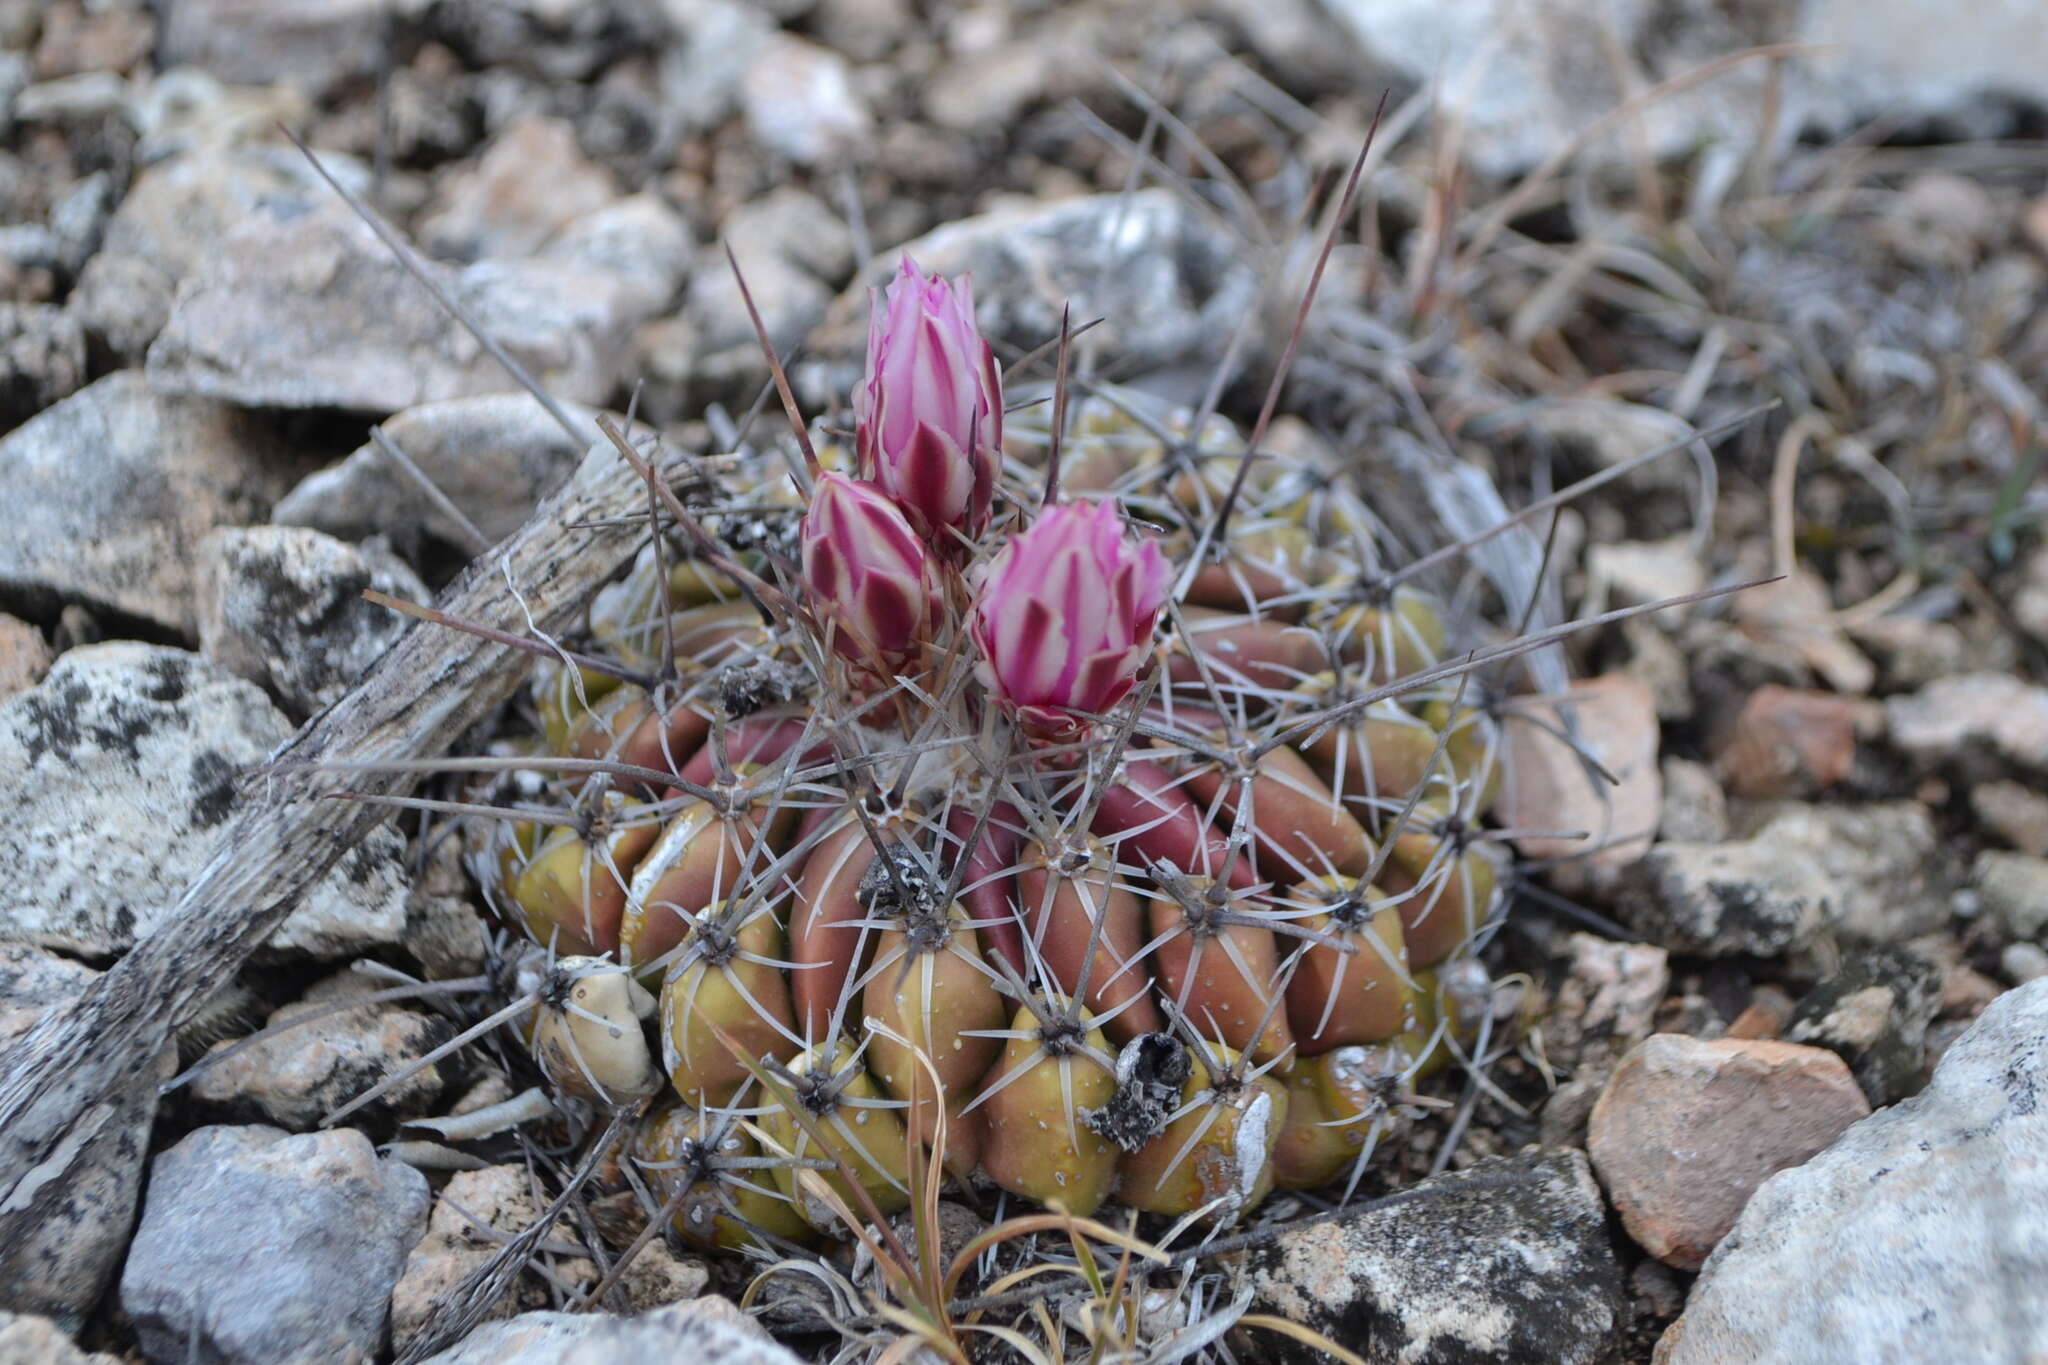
[971,499,1170,736]
[801,472,936,670]
[854,256,1001,544]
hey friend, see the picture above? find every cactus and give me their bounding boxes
[449,251,1521,1262]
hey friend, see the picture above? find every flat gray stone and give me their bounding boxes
[1245,1148,1628,1364]
[121,1125,429,1365]
[0,946,168,1327]
[1888,672,2048,774]
[1317,0,2048,179]
[420,116,623,263]
[1623,802,1949,955]
[415,1298,802,1365]
[824,189,1259,381]
[1658,980,2048,1363]
[144,199,662,413]
[196,525,428,718]
[0,371,294,635]
[1977,850,2048,943]
[190,970,450,1130]
[272,393,600,555]
[71,143,372,360]
[0,642,409,959]
[158,0,394,101]
[0,1312,122,1363]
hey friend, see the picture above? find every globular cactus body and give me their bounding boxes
[467,256,1515,1248]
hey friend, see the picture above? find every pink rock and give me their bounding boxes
[1501,674,1662,868]
[1587,1033,1870,1270]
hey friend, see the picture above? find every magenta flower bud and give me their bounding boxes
[971,500,1170,736]
[854,255,1001,543]
[802,472,936,669]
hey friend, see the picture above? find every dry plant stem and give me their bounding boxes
[398,1108,640,1364]
[0,440,692,1297]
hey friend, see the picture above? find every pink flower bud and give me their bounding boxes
[854,256,1001,543]
[971,500,1170,735]
[802,472,936,669]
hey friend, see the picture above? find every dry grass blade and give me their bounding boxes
[1238,1314,1371,1365]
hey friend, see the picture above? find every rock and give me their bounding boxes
[391,1162,710,1352]
[1656,980,2048,1364]
[1,1046,170,1325]
[740,33,872,166]
[404,831,490,979]
[1741,802,1950,944]
[811,0,912,63]
[420,116,621,263]
[670,187,851,400]
[1588,1035,1870,1270]
[72,142,361,357]
[196,526,428,717]
[1586,536,1706,608]
[0,1313,121,1363]
[0,642,410,959]
[191,970,451,1129]
[1723,986,1795,1042]
[825,189,1259,381]
[1623,839,1836,958]
[0,943,170,1325]
[1714,686,1875,800]
[433,0,658,82]
[1730,569,1876,697]
[159,0,394,101]
[67,248,173,361]
[0,371,296,635]
[1540,933,1671,1150]
[1547,933,1670,1073]
[388,1164,556,1351]
[2018,544,2048,642]
[145,198,661,413]
[539,193,694,306]
[1974,850,2048,944]
[122,1125,428,1365]
[1802,0,2048,141]
[1888,671,2048,774]
[0,941,98,1040]
[1625,802,1948,956]
[1656,756,1727,843]
[1318,0,2048,180]
[654,0,775,138]
[1973,779,2048,857]
[924,40,1054,132]
[0,301,84,423]
[1615,617,1693,722]
[272,393,600,556]
[1784,947,1945,1105]
[0,612,51,698]
[1847,613,1978,692]
[32,1,155,80]
[1501,674,1661,870]
[414,1298,804,1365]
[669,259,822,396]
[1243,1148,1627,1364]
[11,71,130,127]
[2004,942,2048,986]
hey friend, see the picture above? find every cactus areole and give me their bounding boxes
[473,263,1507,1242]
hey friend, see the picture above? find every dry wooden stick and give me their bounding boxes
[0,435,683,1305]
